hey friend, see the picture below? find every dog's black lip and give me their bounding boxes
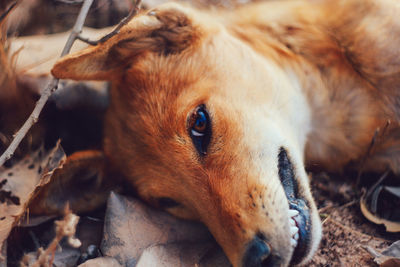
[278,147,311,265]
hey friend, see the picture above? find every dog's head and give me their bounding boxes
[52,3,321,266]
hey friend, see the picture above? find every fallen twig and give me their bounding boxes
[0,0,94,167]
[77,0,142,46]
[0,1,18,24]
[55,0,84,4]
[21,207,81,267]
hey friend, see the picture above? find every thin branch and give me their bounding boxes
[54,0,84,4]
[60,0,94,57]
[0,0,94,167]
[77,0,142,46]
[0,1,18,24]
[21,207,81,267]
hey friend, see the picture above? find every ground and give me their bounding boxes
[310,172,400,266]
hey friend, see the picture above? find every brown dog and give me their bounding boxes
[52,0,400,266]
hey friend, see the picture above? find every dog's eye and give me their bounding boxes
[157,197,180,209]
[189,105,211,156]
[192,110,207,135]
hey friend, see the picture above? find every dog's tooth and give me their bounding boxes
[290,226,298,236]
[289,218,296,226]
[291,238,298,248]
[294,233,299,241]
[288,209,299,217]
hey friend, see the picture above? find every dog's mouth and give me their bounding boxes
[278,147,312,265]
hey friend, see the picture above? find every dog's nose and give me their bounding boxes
[243,235,281,267]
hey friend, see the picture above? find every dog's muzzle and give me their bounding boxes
[278,147,312,265]
[241,147,312,267]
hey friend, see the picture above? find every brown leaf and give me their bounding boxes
[365,241,400,266]
[28,150,111,215]
[101,192,229,266]
[78,257,123,267]
[381,240,400,258]
[0,142,66,262]
[361,188,400,233]
[381,259,400,267]
[21,248,81,267]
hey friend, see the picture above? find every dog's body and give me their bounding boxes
[52,0,400,266]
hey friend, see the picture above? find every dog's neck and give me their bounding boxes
[225,2,387,172]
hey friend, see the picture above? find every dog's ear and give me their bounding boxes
[51,4,201,81]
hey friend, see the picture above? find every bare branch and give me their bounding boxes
[0,1,18,24]
[77,0,142,46]
[0,0,94,167]
[21,207,81,267]
[54,0,84,4]
[60,0,93,57]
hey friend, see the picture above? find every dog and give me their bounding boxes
[51,0,400,266]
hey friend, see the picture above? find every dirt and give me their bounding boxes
[309,172,400,267]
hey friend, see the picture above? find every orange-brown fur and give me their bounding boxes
[51,0,400,266]
[0,6,42,156]
[229,0,400,173]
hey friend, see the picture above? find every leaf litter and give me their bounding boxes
[0,142,66,266]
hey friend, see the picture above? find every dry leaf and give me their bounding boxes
[381,241,400,258]
[360,171,400,233]
[0,142,66,263]
[21,248,81,267]
[78,257,123,267]
[28,150,111,215]
[101,192,229,266]
[365,240,400,266]
[361,185,400,232]
[20,208,81,267]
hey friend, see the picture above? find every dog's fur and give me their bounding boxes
[51,0,400,266]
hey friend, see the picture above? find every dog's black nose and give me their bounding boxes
[243,236,281,267]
